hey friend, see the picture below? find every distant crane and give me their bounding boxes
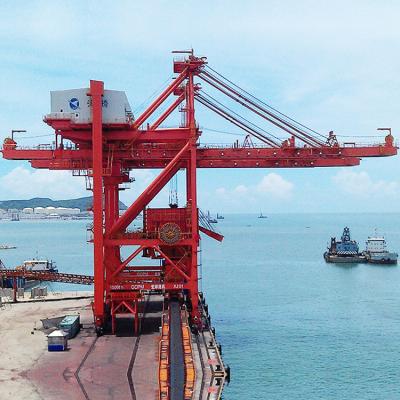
[1,50,397,334]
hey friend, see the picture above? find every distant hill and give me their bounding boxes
[0,196,128,211]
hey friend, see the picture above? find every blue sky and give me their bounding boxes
[0,0,399,213]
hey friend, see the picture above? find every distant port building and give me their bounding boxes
[32,206,80,216]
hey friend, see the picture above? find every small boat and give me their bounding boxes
[364,234,398,264]
[216,213,224,220]
[258,212,267,219]
[324,227,366,263]
[0,244,17,250]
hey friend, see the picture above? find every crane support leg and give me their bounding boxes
[187,143,201,326]
[89,80,105,333]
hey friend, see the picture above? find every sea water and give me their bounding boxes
[1,214,399,399]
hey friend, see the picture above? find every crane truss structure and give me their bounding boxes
[2,51,397,334]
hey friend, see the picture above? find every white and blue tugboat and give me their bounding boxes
[364,234,398,265]
[324,227,366,263]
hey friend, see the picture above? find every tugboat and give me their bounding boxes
[364,233,398,264]
[324,227,366,263]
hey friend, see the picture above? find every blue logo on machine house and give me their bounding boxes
[69,98,80,110]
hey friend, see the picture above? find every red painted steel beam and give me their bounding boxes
[3,142,396,168]
[149,93,185,130]
[124,266,163,271]
[104,238,194,246]
[22,148,364,169]
[133,69,188,129]
[199,226,224,242]
[113,273,162,281]
[109,140,191,236]
[28,156,359,168]
[110,282,187,291]
[89,80,105,328]
[111,246,144,279]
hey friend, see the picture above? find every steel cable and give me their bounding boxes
[205,65,327,140]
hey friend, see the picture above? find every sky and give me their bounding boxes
[0,0,399,213]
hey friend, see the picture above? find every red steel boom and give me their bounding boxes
[2,51,397,334]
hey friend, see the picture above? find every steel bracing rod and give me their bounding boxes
[133,69,188,130]
[196,94,280,147]
[199,91,282,145]
[111,245,144,279]
[205,65,328,141]
[199,70,325,147]
[109,140,191,236]
[156,246,191,281]
[149,93,185,130]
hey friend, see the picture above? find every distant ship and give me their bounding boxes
[19,258,58,273]
[324,227,366,263]
[216,213,224,220]
[364,234,398,264]
[258,212,267,219]
[0,244,17,250]
[207,211,217,224]
[2,258,58,289]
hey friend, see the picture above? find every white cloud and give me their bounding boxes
[332,169,399,197]
[256,173,294,199]
[216,187,227,196]
[0,166,87,200]
[233,184,248,195]
[0,166,179,208]
[216,173,293,203]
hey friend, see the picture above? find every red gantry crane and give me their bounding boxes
[2,51,397,334]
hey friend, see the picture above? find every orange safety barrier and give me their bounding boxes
[159,312,170,400]
[181,309,196,399]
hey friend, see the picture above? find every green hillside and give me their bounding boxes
[0,196,127,211]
